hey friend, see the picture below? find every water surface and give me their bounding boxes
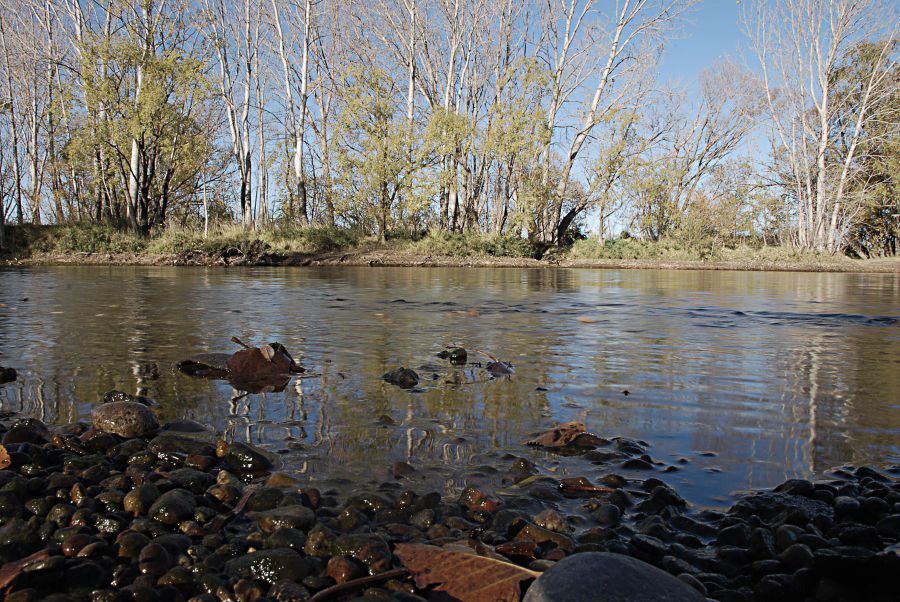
[1,266,898,507]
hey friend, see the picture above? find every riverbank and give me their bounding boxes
[4,248,899,274]
[0,400,897,601]
[2,224,898,273]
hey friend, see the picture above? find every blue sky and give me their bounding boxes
[659,0,746,84]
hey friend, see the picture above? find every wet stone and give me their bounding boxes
[167,468,216,494]
[3,419,50,445]
[138,542,172,576]
[124,483,161,516]
[234,578,266,602]
[534,509,569,533]
[268,580,311,602]
[834,495,860,515]
[264,527,307,551]
[774,524,804,551]
[382,368,419,389]
[225,548,309,585]
[252,505,315,534]
[333,533,392,574]
[523,552,705,602]
[148,489,196,526]
[218,440,274,474]
[147,433,216,458]
[246,487,285,512]
[92,402,159,438]
[593,503,622,526]
[326,556,367,583]
[716,523,751,548]
[778,543,814,569]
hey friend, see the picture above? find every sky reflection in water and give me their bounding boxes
[0,266,898,507]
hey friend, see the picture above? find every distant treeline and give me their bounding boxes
[0,1,896,258]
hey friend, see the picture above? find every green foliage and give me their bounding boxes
[568,237,688,260]
[22,224,147,254]
[334,64,410,239]
[146,224,365,256]
[406,231,534,257]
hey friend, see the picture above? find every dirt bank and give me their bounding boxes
[3,249,899,273]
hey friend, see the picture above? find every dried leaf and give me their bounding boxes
[526,421,591,448]
[577,316,599,324]
[395,543,539,602]
[495,540,539,561]
[0,445,9,470]
[0,549,49,591]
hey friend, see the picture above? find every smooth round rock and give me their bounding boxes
[522,552,705,602]
[92,402,159,438]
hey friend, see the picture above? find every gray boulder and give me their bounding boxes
[523,552,705,602]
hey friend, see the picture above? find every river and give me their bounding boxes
[0,266,897,507]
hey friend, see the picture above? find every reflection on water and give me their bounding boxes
[0,266,898,507]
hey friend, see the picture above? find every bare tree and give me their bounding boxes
[744,0,899,252]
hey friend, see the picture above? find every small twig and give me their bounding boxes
[473,348,500,363]
[308,568,410,602]
[205,485,257,533]
[230,336,252,349]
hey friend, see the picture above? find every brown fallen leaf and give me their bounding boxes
[577,316,599,324]
[395,543,539,602]
[526,421,602,448]
[0,445,10,470]
[0,549,50,591]
[495,540,539,561]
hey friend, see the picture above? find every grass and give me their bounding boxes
[2,223,876,267]
[400,231,535,258]
[567,237,851,264]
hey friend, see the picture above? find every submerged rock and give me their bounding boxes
[0,366,16,384]
[92,402,159,438]
[436,347,467,365]
[216,440,274,473]
[382,367,419,389]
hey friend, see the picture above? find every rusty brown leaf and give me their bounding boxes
[395,543,539,602]
[0,445,9,470]
[577,316,599,324]
[495,540,538,561]
[525,421,592,448]
[0,549,49,591]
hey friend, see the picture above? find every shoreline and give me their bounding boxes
[0,392,900,602]
[0,401,897,601]
[3,250,899,273]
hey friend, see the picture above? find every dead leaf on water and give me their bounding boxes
[0,445,10,470]
[577,316,599,324]
[395,543,539,602]
[525,421,605,449]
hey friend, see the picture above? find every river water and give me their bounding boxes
[0,266,898,507]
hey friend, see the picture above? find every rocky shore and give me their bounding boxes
[0,404,897,602]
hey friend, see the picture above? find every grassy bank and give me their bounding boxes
[1,223,897,272]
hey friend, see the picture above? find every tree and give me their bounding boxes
[334,64,408,240]
[745,0,899,253]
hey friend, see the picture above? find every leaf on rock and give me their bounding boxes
[525,421,602,448]
[0,445,9,470]
[395,543,539,602]
[0,549,49,591]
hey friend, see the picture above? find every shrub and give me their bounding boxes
[407,231,534,257]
